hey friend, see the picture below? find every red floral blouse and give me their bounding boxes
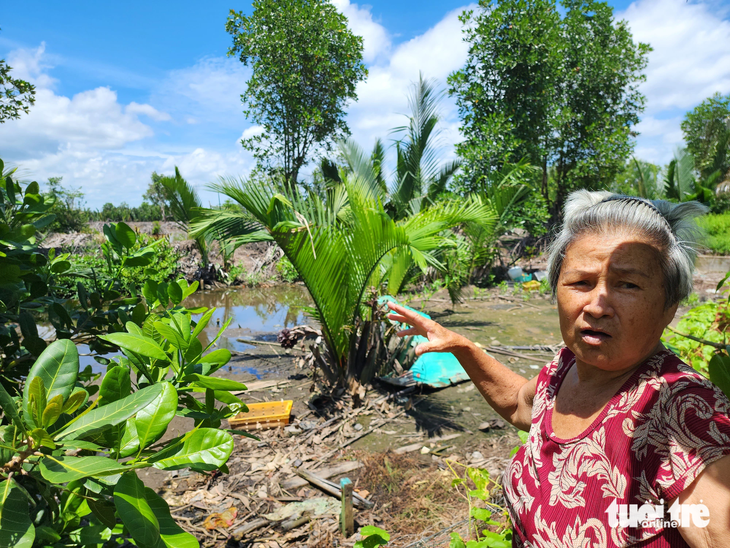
[504,347,730,547]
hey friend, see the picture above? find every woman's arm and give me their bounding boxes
[387,302,536,431]
[675,453,730,547]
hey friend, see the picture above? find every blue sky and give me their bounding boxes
[1,0,729,208]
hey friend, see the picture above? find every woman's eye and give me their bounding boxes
[620,282,639,289]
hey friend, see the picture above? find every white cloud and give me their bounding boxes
[241,125,264,140]
[6,42,57,90]
[345,5,472,160]
[126,102,171,122]
[620,0,730,163]
[331,0,392,63]
[622,0,730,114]
[151,57,251,125]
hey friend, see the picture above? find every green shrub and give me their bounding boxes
[276,255,300,283]
[56,233,181,296]
[697,212,730,254]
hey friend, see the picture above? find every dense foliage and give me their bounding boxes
[681,92,730,181]
[0,162,246,547]
[227,0,368,189]
[697,212,730,255]
[449,0,650,219]
[0,40,35,122]
[663,273,730,402]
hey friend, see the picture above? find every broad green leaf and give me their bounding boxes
[100,333,168,361]
[0,382,24,432]
[145,487,199,548]
[135,382,177,452]
[33,525,60,544]
[56,384,163,441]
[60,439,104,452]
[126,321,144,336]
[39,455,132,483]
[114,472,161,548]
[50,260,71,273]
[355,525,390,548]
[99,366,131,406]
[199,348,232,368]
[184,337,203,363]
[42,395,64,428]
[124,255,152,267]
[181,279,198,300]
[448,532,467,548]
[115,222,137,250]
[142,280,158,306]
[188,374,247,391]
[0,480,35,548]
[167,282,183,305]
[154,321,187,351]
[23,339,78,424]
[151,428,234,471]
[62,388,88,414]
[119,418,140,458]
[191,308,215,340]
[88,498,118,530]
[709,354,730,401]
[27,377,46,428]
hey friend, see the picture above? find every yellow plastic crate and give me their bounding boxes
[228,400,293,430]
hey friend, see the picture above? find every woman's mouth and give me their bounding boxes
[580,329,611,345]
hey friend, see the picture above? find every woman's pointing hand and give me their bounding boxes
[386,301,467,357]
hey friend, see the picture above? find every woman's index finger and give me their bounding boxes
[386,302,429,325]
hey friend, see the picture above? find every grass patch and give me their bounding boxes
[698,212,730,254]
[353,450,510,544]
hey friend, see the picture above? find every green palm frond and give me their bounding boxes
[338,138,382,201]
[162,167,202,226]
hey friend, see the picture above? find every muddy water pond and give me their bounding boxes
[200,288,563,454]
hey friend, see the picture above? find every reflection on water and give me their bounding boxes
[185,285,314,354]
[45,285,314,373]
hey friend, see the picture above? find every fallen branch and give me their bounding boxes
[294,470,373,509]
[394,433,462,455]
[230,518,269,540]
[282,461,363,490]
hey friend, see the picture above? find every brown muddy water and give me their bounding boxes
[190,287,563,455]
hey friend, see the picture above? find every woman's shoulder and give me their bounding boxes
[652,350,730,408]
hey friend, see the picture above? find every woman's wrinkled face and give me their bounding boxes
[556,231,678,373]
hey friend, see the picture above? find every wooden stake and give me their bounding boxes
[340,477,354,538]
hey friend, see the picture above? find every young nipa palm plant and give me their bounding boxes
[191,174,496,392]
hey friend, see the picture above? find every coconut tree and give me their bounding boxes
[157,167,209,264]
[190,173,495,390]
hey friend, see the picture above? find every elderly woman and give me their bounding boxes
[387,191,730,547]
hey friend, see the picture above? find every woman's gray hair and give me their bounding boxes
[547,190,708,307]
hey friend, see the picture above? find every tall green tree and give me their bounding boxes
[448,0,650,219]
[226,0,368,190]
[144,172,169,221]
[681,92,730,180]
[0,29,35,122]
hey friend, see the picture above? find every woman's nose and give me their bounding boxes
[583,286,614,318]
